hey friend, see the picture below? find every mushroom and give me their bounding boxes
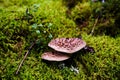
[41,38,87,61]
[48,38,86,53]
[41,51,70,61]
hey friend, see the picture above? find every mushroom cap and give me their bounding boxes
[48,38,86,53]
[41,51,70,61]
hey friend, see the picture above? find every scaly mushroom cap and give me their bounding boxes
[48,38,86,53]
[41,51,70,61]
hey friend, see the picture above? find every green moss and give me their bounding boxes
[0,0,120,80]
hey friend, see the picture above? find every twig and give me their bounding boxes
[16,39,37,74]
[90,17,99,36]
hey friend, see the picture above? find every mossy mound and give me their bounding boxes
[0,0,120,80]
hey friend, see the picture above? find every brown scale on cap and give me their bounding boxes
[41,51,70,61]
[48,38,86,53]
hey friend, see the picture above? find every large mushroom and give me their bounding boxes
[41,38,86,61]
[48,38,86,54]
[41,51,70,61]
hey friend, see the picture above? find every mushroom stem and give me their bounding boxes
[16,39,37,74]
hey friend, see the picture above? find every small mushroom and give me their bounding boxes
[41,51,70,61]
[83,46,95,53]
[48,38,86,53]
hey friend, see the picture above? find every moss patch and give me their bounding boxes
[0,0,120,80]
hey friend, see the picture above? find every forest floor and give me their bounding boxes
[0,0,120,80]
